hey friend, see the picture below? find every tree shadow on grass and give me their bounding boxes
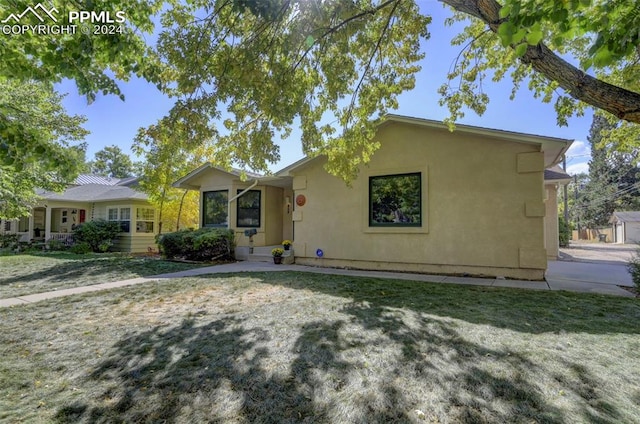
[0,255,196,296]
[52,271,638,422]
[54,308,565,422]
[261,272,640,335]
[56,316,349,423]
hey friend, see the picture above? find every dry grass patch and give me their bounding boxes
[0,253,207,298]
[1,271,639,423]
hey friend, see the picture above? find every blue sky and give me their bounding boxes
[57,2,592,176]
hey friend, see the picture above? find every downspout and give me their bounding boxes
[228,180,258,204]
[228,179,259,254]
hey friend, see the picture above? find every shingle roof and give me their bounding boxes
[544,165,571,181]
[611,211,640,223]
[38,184,148,202]
[115,177,140,187]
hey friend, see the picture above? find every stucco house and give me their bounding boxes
[0,175,158,253]
[174,115,572,280]
[610,211,640,244]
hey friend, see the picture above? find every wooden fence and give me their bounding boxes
[571,228,614,242]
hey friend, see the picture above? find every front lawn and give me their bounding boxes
[0,252,207,298]
[1,272,639,423]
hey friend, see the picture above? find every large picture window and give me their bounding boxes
[203,190,228,227]
[236,190,261,228]
[369,173,421,227]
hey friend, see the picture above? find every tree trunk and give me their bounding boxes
[176,189,188,231]
[440,0,640,124]
[158,188,165,235]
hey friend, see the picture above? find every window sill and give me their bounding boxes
[363,226,429,234]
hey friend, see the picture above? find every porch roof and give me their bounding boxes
[544,165,572,184]
[37,184,148,203]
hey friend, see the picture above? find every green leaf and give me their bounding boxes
[305,35,315,48]
[526,29,544,45]
[499,4,512,19]
[497,22,515,46]
[512,28,527,44]
[515,43,528,57]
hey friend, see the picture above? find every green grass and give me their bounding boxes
[0,252,207,298]
[1,271,639,423]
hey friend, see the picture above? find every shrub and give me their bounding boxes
[70,242,91,254]
[558,216,571,248]
[47,239,66,251]
[0,233,19,249]
[157,228,234,261]
[628,245,640,291]
[73,220,121,253]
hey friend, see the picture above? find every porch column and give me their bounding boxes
[45,206,52,241]
[28,212,34,240]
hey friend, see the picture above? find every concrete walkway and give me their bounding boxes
[1,260,636,308]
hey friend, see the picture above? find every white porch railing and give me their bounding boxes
[48,233,74,245]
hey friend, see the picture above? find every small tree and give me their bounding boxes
[627,245,640,292]
[73,220,121,253]
[558,216,571,248]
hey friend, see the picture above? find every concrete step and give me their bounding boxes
[236,245,294,264]
[251,245,293,255]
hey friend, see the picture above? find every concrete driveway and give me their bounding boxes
[546,242,636,297]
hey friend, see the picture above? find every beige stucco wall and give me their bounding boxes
[291,121,547,280]
[544,184,560,259]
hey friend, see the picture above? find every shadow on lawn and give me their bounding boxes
[268,272,640,336]
[53,272,637,422]
[0,255,195,291]
[55,317,355,423]
[54,314,567,423]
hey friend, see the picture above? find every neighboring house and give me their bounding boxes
[610,211,640,244]
[0,175,158,253]
[174,115,573,280]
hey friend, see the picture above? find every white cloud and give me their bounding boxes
[566,139,590,157]
[567,161,589,175]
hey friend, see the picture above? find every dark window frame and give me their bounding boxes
[202,190,229,228]
[236,189,261,228]
[369,172,422,227]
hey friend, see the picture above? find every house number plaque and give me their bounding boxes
[296,194,306,207]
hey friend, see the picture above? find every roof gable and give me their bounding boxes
[611,211,640,223]
[173,163,263,190]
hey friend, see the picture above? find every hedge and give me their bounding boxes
[157,228,235,261]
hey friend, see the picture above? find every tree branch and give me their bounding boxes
[440,0,640,124]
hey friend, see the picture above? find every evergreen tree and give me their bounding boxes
[89,145,136,178]
[576,116,640,227]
